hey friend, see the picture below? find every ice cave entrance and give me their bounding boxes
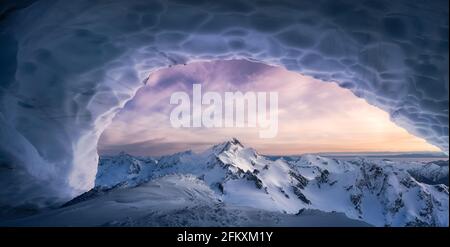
[97,59,440,158]
[1,0,447,219]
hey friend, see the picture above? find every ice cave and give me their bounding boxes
[0,0,448,216]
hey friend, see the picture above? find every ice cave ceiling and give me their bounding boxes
[0,0,448,208]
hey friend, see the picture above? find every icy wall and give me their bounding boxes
[0,0,448,209]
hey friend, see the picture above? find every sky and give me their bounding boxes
[97,60,441,156]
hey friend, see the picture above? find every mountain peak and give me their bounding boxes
[210,138,244,155]
[229,137,243,147]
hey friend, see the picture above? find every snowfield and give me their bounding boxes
[2,174,369,227]
[2,139,447,227]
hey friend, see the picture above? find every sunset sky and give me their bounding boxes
[98,60,441,156]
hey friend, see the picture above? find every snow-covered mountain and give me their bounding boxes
[88,138,448,227]
[408,160,449,186]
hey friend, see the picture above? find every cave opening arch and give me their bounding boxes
[0,0,448,212]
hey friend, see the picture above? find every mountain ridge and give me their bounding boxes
[76,138,449,226]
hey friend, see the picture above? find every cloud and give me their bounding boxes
[98,137,215,156]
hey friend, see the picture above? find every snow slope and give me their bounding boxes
[2,174,369,227]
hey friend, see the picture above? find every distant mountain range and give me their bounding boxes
[267,152,448,160]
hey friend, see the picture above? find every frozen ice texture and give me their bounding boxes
[0,0,448,209]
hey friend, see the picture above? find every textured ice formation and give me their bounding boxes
[0,0,448,208]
